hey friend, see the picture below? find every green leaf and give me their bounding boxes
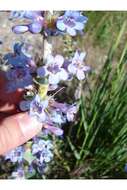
[67,137,80,160]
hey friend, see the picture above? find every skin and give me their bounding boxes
[0,71,42,155]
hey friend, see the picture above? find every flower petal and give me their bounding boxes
[79,52,86,61]
[73,51,80,60]
[77,69,85,80]
[54,55,64,66]
[49,74,60,85]
[72,11,80,19]
[24,11,42,19]
[37,66,47,77]
[46,54,54,65]
[59,68,68,80]
[12,25,29,34]
[75,22,84,30]
[56,20,66,31]
[29,22,42,33]
[45,125,63,136]
[68,63,77,74]
[39,110,46,122]
[64,11,72,17]
[32,144,39,154]
[76,15,88,23]
[67,27,76,36]
[83,65,91,72]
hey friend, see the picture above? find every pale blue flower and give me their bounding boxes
[28,20,44,34]
[32,139,53,155]
[56,11,88,36]
[39,149,53,163]
[29,95,64,136]
[37,54,68,85]
[32,139,53,164]
[51,111,66,124]
[66,104,78,121]
[29,95,48,123]
[68,51,91,80]
[5,146,24,163]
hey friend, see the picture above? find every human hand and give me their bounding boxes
[0,71,42,155]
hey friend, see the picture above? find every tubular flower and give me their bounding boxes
[37,54,68,85]
[10,11,44,34]
[68,51,91,80]
[56,11,88,36]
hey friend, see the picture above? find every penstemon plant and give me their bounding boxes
[2,11,90,179]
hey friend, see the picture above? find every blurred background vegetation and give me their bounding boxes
[49,11,127,179]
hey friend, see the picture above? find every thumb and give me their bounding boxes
[0,112,42,155]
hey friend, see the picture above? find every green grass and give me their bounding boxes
[48,12,127,179]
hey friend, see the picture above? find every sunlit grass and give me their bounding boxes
[51,13,127,179]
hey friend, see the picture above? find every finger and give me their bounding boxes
[0,112,42,155]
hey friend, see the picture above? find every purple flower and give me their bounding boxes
[66,104,78,121]
[32,139,53,154]
[68,51,91,80]
[32,139,53,164]
[12,25,29,34]
[5,146,24,163]
[11,11,44,34]
[39,149,53,163]
[29,95,48,123]
[56,11,88,36]
[23,11,43,20]
[28,18,44,34]
[52,101,78,122]
[4,43,34,68]
[29,95,64,136]
[5,67,33,92]
[37,55,68,85]
[44,124,64,136]
[51,111,66,124]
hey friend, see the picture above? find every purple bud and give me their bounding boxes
[45,125,63,136]
[12,25,29,34]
